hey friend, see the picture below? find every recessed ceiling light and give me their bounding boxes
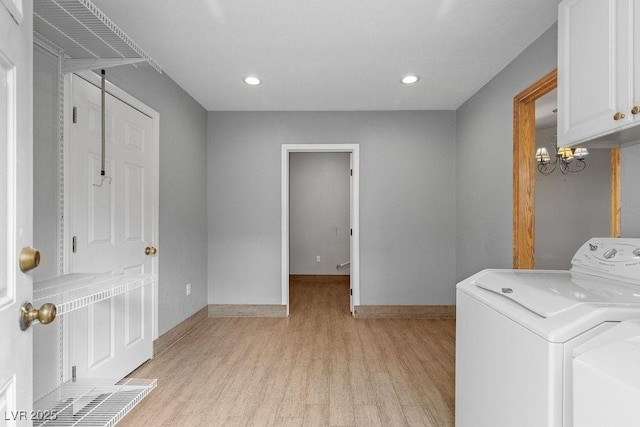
[243,76,261,86]
[401,74,420,84]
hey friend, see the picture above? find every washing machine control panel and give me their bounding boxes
[571,238,640,284]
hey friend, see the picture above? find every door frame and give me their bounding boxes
[512,69,621,269]
[281,144,360,316]
[64,70,160,340]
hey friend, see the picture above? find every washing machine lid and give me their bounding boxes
[458,269,640,342]
[475,270,640,318]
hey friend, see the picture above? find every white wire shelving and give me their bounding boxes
[33,378,157,427]
[34,272,157,316]
[32,273,158,426]
[33,0,161,73]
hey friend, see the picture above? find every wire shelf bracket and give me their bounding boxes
[34,0,162,74]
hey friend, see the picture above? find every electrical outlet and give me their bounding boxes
[186,283,191,296]
[316,255,321,262]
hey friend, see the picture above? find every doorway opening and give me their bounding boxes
[281,144,360,317]
[512,69,621,269]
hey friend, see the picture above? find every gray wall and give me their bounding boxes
[290,152,350,275]
[33,45,60,282]
[621,143,640,236]
[208,111,457,306]
[534,125,611,269]
[455,23,559,282]
[103,66,208,335]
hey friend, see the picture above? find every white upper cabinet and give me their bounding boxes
[558,0,640,147]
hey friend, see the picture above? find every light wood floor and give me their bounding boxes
[119,277,455,426]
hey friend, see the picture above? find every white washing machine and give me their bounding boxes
[455,238,640,427]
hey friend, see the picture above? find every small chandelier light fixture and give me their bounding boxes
[535,136,588,175]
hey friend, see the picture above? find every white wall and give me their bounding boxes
[621,143,640,236]
[534,125,611,269]
[290,152,350,275]
[208,111,457,306]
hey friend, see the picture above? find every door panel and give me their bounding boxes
[124,163,144,242]
[124,120,145,152]
[88,300,114,369]
[125,287,143,348]
[0,53,11,311]
[87,155,114,247]
[0,0,32,419]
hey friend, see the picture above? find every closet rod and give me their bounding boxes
[93,69,111,187]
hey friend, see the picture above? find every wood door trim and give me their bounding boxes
[513,70,557,269]
[512,69,621,269]
[611,148,621,237]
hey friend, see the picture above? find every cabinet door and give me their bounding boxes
[631,0,640,123]
[558,0,630,146]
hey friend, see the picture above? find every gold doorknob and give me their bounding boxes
[145,246,158,256]
[632,106,640,115]
[614,112,626,120]
[19,302,57,331]
[19,247,40,273]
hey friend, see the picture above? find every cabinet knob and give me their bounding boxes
[632,106,640,115]
[614,112,626,120]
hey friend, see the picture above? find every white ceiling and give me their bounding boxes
[89,0,560,112]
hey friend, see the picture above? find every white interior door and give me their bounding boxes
[0,0,34,422]
[68,74,155,380]
[69,75,154,275]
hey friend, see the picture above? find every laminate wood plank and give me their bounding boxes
[306,358,330,405]
[348,365,376,405]
[120,277,455,426]
[247,402,280,427]
[262,367,293,405]
[329,370,355,426]
[354,404,382,427]
[386,364,424,406]
[277,367,309,418]
[274,417,304,426]
[402,405,438,427]
[224,416,251,426]
[370,372,408,426]
[303,404,329,426]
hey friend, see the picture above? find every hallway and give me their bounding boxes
[119,277,455,426]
